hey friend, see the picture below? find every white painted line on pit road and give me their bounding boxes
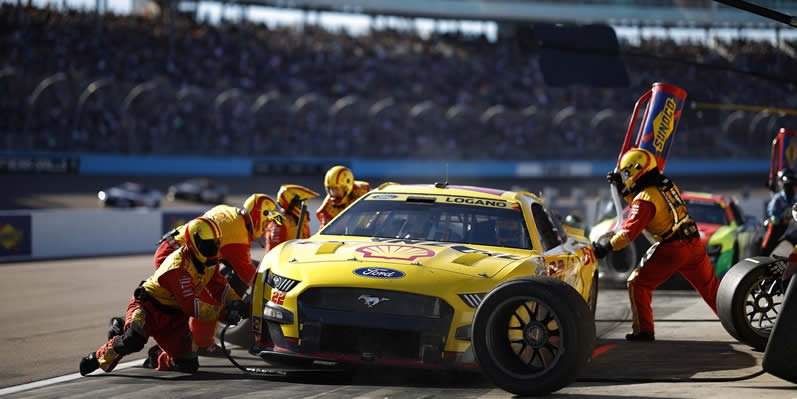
[0,359,142,397]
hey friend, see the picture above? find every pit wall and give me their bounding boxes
[0,208,205,262]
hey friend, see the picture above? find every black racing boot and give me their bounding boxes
[142,345,163,369]
[625,332,655,342]
[107,317,125,341]
[79,352,100,376]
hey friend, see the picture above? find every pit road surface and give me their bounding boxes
[0,253,794,398]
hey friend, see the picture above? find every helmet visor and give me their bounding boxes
[194,233,221,260]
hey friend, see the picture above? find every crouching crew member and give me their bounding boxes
[80,217,249,375]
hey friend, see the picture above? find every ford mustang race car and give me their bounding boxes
[250,183,598,394]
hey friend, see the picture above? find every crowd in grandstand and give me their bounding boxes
[1,4,796,159]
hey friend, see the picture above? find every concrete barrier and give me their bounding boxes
[0,208,206,262]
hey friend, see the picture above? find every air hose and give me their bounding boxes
[219,322,292,377]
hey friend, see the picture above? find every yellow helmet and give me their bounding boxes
[184,217,222,266]
[278,184,320,218]
[618,148,658,191]
[244,194,282,239]
[324,165,354,204]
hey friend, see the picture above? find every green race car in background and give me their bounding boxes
[588,191,763,285]
[681,192,762,278]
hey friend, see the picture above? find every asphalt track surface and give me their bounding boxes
[1,253,795,398]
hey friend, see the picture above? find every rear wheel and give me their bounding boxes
[717,257,784,350]
[471,276,595,396]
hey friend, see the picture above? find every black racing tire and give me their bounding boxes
[763,275,797,384]
[717,256,784,350]
[472,276,595,396]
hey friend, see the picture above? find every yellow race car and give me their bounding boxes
[251,183,598,395]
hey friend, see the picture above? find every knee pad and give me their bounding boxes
[171,357,199,374]
[112,328,147,355]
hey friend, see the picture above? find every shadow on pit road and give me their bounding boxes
[0,265,778,399]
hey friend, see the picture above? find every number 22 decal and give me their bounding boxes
[270,291,286,305]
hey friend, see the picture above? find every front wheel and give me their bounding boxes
[716,256,784,350]
[471,276,595,396]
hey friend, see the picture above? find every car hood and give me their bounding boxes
[264,237,534,286]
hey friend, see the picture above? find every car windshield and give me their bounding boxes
[322,194,533,250]
[685,200,729,226]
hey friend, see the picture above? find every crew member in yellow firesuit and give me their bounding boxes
[266,184,320,251]
[79,217,249,375]
[591,148,720,341]
[316,166,371,229]
[107,194,283,356]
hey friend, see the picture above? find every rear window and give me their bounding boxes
[685,200,729,226]
[322,194,533,250]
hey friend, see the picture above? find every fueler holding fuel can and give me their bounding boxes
[593,149,720,341]
[593,83,719,341]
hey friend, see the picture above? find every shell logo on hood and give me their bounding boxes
[355,244,435,261]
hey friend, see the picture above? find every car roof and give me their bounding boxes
[682,191,726,202]
[374,183,539,203]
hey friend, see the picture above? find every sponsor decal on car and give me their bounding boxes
[358,294,391,308]
[0,216,32,258]
[352,267,406,279]
[369,194,399,199]
[355,244,435,261]
[270,291,287,305]
[442,197,508,208]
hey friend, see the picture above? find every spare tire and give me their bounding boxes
[717,256,784,350]
[471,276,595,396]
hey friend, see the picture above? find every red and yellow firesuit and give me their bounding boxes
[94,247,240,372]
[316,181,371,229]
[265,214,311,251]
[153,205,257,347]
[608,180,720,335]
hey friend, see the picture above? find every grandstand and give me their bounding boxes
[1,2,796,162]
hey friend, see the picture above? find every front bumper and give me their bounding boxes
[254,287,476,368]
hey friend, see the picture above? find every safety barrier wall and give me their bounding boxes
[0,208,206,262]
[0,152,771,178]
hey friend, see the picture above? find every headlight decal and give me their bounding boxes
[266,269,300,292]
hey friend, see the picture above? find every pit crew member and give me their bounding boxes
[761,169,797,256]
[266,184,319,251]
[79,217,249,375]
[108,194,281,356]
[592,148,720,342]
[316,165,371,229]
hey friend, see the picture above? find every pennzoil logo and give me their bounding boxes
[0,224,24,250]
[652,97,678,153]
[355,244,435,261]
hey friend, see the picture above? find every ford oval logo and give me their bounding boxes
[353,267,406,279]
[370,194,398,199]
